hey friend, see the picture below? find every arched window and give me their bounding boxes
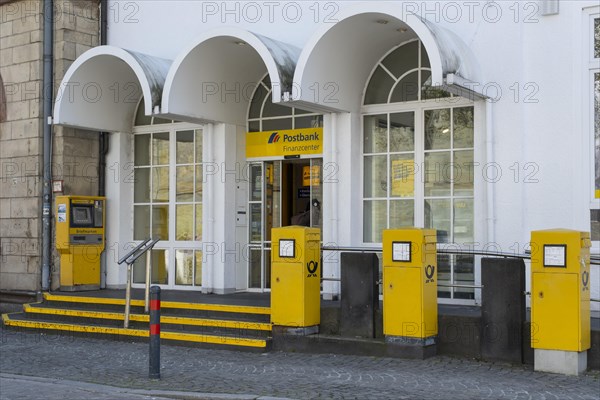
[362,40,475,300]
[132,98,204,289]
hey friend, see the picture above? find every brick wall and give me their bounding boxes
[0,0,100,291]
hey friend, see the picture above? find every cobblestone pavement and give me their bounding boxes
[0,329,598,400]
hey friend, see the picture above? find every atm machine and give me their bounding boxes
[55,195,105,291]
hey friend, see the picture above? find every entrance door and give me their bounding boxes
[247,158,323,291]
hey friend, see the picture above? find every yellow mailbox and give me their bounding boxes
[55,195,106,291]
[530,229,591,374]
[383,228,437,341]
[271,226,321,328]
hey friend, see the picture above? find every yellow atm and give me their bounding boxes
[271,226,321,330]
[383,228,437,343]
[531,229,591,375]
[55,195,106,291]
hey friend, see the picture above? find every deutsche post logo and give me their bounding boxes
[425,265,435,283]
[268,132,280,143]
[582,271,589,291]
[307,261,318,278]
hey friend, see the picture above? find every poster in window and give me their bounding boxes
[391,159,415,197]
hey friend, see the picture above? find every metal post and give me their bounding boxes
[144,250,152,313]
[124,263,132,328]
[149,286,161,379]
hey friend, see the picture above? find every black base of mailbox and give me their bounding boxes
[272,325,319,336]
[385,335,437,359]
[59,284,100,292]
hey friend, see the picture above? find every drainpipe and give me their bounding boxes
[486,101,495,245]
[330,113,339,297]
[98,0,109,288]
[41,0,54,291]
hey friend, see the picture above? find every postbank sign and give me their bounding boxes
[246,128,323,158]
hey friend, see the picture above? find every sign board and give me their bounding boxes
[246,128,323,158]
[391,159,414,197]
[302,165,320,186]
[279,239,295,258]
[392,241,411,262]
[543,245,566,267]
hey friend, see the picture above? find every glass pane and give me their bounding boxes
[195,251,202,286]
[437,254,451,298]
[595,73,600,197]
[263,96,292,117]
[250,164,262,201]
[310,159,323,230]
[195,204,203,241]
[421,70,451,100]
[364,155,387,198]
[390,71,419,103]
[176,130,194,164]
[364,66,394,105]
[390,154,415,197]
[381,41,418,80]
[363,200,387,243]
[152,205,169,240]
[152,132,169,165]
[421,42,430,68]
[152,167,169,202]
[248,121,260,132]
[595,18,600,59]
[363,115,387,154]
[175,250,193,285]
[195,129,203,163]
[152,117,172,125]
[132,249,168,285]
[389,200,414,229]
[262,118,292,131]
[454,107,474,148]
[176,166,194,202]
[176,204,193,241]
[453,199,474,243]
[195,165,203,202]
[454,150,474,196]
[249,248,262,288]
[249,83,268,119]
[424,152,451,197]
[425,109,451,150]
[134,134,150,166]
[134,98,151,126]
[250,203,262,242]
[134,168,150,203]
[133,205,150,240]
[454,255,475,299]
[294,107,313,115]
[591,210,600,241]
[390,112,414,152]
[424,199,450,243]
[295,115,323,129]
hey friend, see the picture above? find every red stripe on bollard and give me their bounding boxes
[150,300,161,311]
[150,324,160,335]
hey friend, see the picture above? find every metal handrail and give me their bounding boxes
[118,238,160,328]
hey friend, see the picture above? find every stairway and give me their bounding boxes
[2,292,272,351]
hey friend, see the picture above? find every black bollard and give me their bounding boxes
[149,285,161,379]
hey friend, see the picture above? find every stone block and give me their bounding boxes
[0,255,28,273]
[11,118,41,140]
[7,100,30,120]
[12,15,42,35]
[2,62,30,83]
[29,60,40,80]
[0,198,10,218]
[30,28,41,43]
[0,48,13,66]
[56,40,76,61]
[10,197,38,218]
[0,121,11,139]
[3,32,30,48]
[0,218,34,238]
[13,43,40,64]
[0,138,37,158]
[74,42,91,58]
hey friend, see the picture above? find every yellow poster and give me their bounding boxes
[391,159,415,197]
[303,165,320,186]
[246,128,323,158]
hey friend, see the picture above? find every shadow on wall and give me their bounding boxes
[0,73,6,122]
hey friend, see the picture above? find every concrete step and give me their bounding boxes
[2,312,271,351]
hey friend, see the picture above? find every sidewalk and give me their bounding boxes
[0,327,598,400]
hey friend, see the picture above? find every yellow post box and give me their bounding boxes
[271,226,321,328]
[383,228,437,343]
[530,229,591,375]
[55,195,106,291]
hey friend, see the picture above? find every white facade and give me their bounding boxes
[53,1,599,307]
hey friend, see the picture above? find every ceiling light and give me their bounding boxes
[376,19,389,25]
[235,41,246,46]
[397,27,408,33]
[442,128,450,134]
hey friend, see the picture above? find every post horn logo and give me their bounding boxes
[425,265,435,283]
[268,132,280,143]
[307,260,318,277]
[582,271,589,289]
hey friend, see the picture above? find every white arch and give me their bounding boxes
[161,27,300,125]
[53,46,171,133]
[292,2,483,112]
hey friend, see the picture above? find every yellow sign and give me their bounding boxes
[246,128,323,158]
[391,159,415,197]
[302,166,320,186]
[595,189,600,199]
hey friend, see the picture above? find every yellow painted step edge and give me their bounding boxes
[1,314,267,348]
[43,293,270,315]
[24,304,272,332]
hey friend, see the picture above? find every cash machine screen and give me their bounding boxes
[71,206,93,227]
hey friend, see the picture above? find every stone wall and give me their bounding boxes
[0,0,100,292]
